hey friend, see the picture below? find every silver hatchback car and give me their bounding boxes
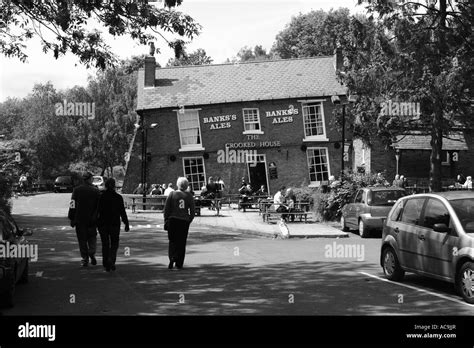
[381,191,474,303]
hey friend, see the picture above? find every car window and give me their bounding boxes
[354,190,363,203]
[370,190,405,206]
[390,200,404,221]
[450,198,474,233]
[400,198,425,225]
[422,198,450,230]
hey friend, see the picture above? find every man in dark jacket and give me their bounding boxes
[68,172,100,267]
[97,178,130,272]
[163,177,195,270]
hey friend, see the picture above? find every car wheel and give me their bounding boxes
[359,219,370,238]
[456,262,474,304]
[382,247,405,281]
[340,216,349,232]
[18,259,28,284]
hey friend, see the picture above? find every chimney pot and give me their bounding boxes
[144,56,156,87]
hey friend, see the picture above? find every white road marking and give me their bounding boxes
[359,271,474,308]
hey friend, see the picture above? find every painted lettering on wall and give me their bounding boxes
[225,141,281,149]
[203,114,237,130]
[265,105,298,124]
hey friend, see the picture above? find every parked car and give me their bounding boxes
[92,176,107,191]
[53,176,74,193]
[340,187,406,238]
[0,209,31,307]
[381,191,474,304]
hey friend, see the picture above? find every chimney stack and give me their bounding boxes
[334,46,343,72]
[144,56,156,88]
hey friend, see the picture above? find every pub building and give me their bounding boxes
[123,51,349,195]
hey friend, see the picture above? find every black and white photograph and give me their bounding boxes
[0,0,473,346]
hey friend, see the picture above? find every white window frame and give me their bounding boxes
[176,108,205,152]
[242,108,264,135]
[182,156,206,194]
[306,147,331,187]
[300,101,329,142]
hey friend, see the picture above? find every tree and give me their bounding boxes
[271,8,352,58]
[0,0,201,69]
[81,56,144,176]
[15,82,79,179]
[166,48,213,66]
[235,45,272,62]
[341,0,473,191]
[0,97,24,138]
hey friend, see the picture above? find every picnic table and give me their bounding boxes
[260,201,312,223]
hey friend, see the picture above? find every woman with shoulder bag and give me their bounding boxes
[163,177,195,270]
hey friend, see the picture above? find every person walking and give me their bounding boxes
[97,178,130,272]
[163,177,195,270]
[68,172,100,267]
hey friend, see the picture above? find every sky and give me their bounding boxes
[0,0,365,102]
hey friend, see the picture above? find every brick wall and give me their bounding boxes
[123,97,349,194]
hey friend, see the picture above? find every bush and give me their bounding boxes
[293,186,317,205]
[313,172,378,222]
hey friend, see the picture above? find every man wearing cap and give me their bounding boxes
[68,172,100,267]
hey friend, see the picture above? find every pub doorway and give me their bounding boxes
[246,153,270,194]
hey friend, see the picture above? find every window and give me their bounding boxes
[183,157,206,192]
[400,198,425,225]
[177,109,203,151]
[422,199,450,230]
[390,200,404,221]
[307,148,330,184]
[242,108,262,134]
[302,102,327,140]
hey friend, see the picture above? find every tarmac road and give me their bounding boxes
[2,193,474,316]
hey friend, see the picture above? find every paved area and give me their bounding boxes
[134,203,349,239]
[2,193,473,319]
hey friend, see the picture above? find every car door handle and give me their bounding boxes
[419,235,425,241]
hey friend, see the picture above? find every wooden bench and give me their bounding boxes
[262,210,309,223]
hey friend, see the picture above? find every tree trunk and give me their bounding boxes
[430,110,443,192]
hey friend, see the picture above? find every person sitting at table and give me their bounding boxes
[273,186,288,222]
[285,188,297,222]
[399,175,408,189]
[463,176,472,189]
[255,185,267,197]
[238,183,253,211]
[164,183,174,196]
[202,177,219,209]
[149,184,162,196]
[216,176,225,197]
[133,183,144,194]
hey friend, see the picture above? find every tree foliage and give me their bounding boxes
[166,47,212,66]
[236,45,272,62]
[0,0,201,69]
[341,0,473,191]
[0,56,145,180]
[271,8,352,58]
